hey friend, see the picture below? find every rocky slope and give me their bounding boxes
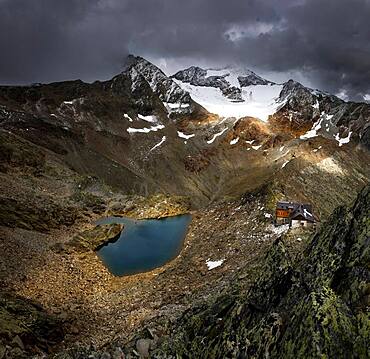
[154,184,370,358]
[270,79,370,149]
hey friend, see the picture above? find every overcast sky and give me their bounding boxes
[0,0,369,101]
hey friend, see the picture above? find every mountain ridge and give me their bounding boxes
[0,53,369,358]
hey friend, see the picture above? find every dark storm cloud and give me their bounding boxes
[0,0,130,83]
[0,0,369,100]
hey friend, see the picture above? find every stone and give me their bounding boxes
[11,335,24,350]
[58,311,69,322]
[136,339,151,358]
[0,345,5,359]
[112,347,125,359]
[8,347,25,358]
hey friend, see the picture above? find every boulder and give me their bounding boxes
[136,338,151,358]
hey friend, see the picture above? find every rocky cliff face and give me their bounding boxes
[124,55,193,107]
[154,184,370,358]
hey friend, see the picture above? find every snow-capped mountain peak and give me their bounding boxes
[172,65,282,121]
[123,55,191,106]
[172,65,274,90]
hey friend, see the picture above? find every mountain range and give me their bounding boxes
[0,55,369,358]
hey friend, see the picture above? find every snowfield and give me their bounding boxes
[174,79,283,121]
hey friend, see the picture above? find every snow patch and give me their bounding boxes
[164,102,190,109]
[138,114,157,123]
[334,131,352,147]
[127,124,165,133]
[149,136,166,152]
[206,259,225,270]
[300,112,333,140]
[251,144,262,150]
[300,118,323,139]
[177,131,195,140]
[281,160,290,168]
[312,100,320,110]
[124,113,133,122]
[63,101,74,105]
[207,128,228,144]
[230,137,239,145]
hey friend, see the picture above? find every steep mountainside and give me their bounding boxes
[154,185,370,358]
[270,80,370,150]
[0,55,369,211]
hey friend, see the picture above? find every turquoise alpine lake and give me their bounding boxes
[96,214,192,276]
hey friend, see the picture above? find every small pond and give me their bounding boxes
[96,214,192,276]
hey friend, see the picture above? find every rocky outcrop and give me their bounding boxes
[0,197,77,232]
[172,66,273,89]
[0,293,63,358]
[237,70,274,87]
[154,185,370,358]
[61,223,123,253]
[124,55,191,105]
[107,193,191,219]
[172,66,207,85]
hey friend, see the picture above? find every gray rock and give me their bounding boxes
[112,347,125,359]
[136,339,151,358]
[11,336,24,350]
[100,352,111,359]
[8,347,25,358]
[0,345,5,359]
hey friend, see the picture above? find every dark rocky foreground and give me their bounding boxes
[152,185,370,358]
